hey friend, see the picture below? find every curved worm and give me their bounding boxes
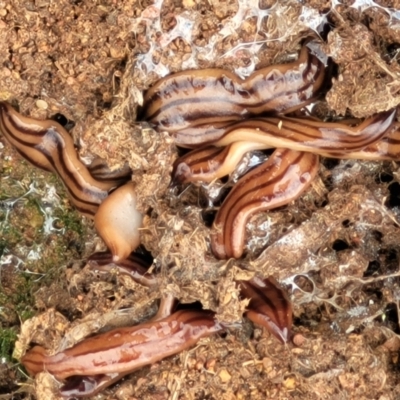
[211,149,320,260]
[89,251,294,342]
[94,182,143,262]
[22,255,293,396]
[172,141,267,184]
[171,110,395,184]
[212,111,396,154]
[88,251,157,288]
[338,123,400,160]
[142,46,326,146]
[21,309,223,397]
[0,102,117,218]
[237,276,292,343]
[87,158,131,185]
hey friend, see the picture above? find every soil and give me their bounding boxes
[2,0,400,399]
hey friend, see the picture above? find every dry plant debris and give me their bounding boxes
[1,0,400,399]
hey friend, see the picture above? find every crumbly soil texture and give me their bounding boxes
[2,0,400,399]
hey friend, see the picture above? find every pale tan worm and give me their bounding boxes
[94,182,143,262]
[171,111,395,184]
[212,110,396,153]
[175,109,395,148]
[151,294,178,321]
[0,102,119,218]
[211,149,320,260]
[87,251,157,288]
[21,309,223,397]
[87,158,131,185]
[172,141,267,184]
[142,46,326,146]
[338,122,400,160]
[21,278,291,396]
[237,276,292,343]
[89,252,294,343]
[22,264,293,396]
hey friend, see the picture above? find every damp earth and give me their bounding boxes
[2,0,400,399]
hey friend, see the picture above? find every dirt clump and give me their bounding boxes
[2,0,400,399]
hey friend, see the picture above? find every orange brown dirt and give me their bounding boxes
[1,0,400,399]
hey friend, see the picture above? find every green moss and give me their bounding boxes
[14,277,36,322]
[0,271,35,323]
[53,206,84,236]
[0,146,94,390]
[0,240,5,258]
[0,327,18,362]
[0,152,86,330]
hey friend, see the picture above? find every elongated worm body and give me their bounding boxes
[10,35,400,398]
[171,110,395,184]
[339,123,400,160]
[89,252,294,343]
[21,277,291,396]
[88,251,157,287]
[172,141,267,184]
[88,251,294,343]
[212,111,396,155]
[22,309,223,396]
[0,102,117,218]
[237,276,292,343]
[142,46,326,146]
[87,158,131,185]
[211,149,319,259]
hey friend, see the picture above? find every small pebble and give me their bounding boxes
[206,358,216,372]
[292,333,306,347]
[218,369,231,383]
[36,99,48,110]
